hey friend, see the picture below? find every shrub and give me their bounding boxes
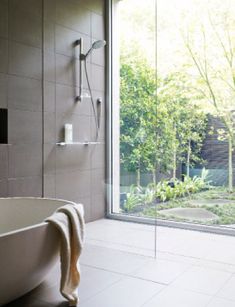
[155,171,209,202]
[123,185,142,212]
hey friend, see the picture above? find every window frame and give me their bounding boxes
[105,0,235,237]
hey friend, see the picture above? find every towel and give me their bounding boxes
[46,203,85,306]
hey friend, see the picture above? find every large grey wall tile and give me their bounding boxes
[44,175,56,198]
[0,179,8,197]
[44,0,56,51]
[91,13,105,40]
[56,145,91,173]
[8,109,42,144]
[0,145,8,179]
[56,113,91,143]
[8,176,42,197]
[44,81,55,113]
[0,0,8,39]
[44,50,55,82]
[9,0,42,48]
[44,21,55,51]
[44,112,56,143]
[9,144,42,177]
[56,83,90,115]
[91,168,105,196]
[56,169,91,200]
[9,41,42,79]
[83,0,104,15]
[0,73,7,108]
[56,0,91,35]
[91,64,105,91]
[55,25,91,58]
[56,53,74,86]
[44,143,56,175]
[8,75,42,111]
[91,144,105,169]
[91,114,105,141]
[44,0,56,23]
[91,194,106,220]
[0,39,8,73]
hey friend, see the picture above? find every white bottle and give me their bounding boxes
[64,124,73,143]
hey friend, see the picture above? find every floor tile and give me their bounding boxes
[6,219,235,307]
[80,244,149,275]
[133,258,191,284]
[79,276,164,307]
[204,244,235,265]
[206,297,235,307]
[172,265,232,295]
[216,275,235,301]
[142,286,211,307]
[78,265,122,302]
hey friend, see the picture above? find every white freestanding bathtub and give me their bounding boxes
[0,197,81,306]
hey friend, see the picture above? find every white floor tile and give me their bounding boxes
[81,244,149,274]
[206,297,235,307]
[79,276,164,307]
[172,266,232,295]
[133,258,191,284]
[217,275,235,301]
[78,265,122,302]
[142,286,211,307]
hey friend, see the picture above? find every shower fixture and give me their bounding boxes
[75,38,106,102]
[75,38,106,141]
[81,40,106,60]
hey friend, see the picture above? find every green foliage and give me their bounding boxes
[155,174,209,202]
[157,73,208,174]
[123,172,210,213]
[203,204,235,225]
[120,56,157,181]
[141,183,156,205]
[120,56,208,185]
[123,185,142,212]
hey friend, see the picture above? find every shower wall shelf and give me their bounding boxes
[56,142,104,146]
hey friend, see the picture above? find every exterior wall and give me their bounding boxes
[199,116,232,186]
[0,0,106,222]
[201,116,229,169]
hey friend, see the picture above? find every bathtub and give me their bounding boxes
[0,197,82,306]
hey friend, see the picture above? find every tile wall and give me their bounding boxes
[0,0,106,222]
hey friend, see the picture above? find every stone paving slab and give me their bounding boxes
[159,208,219,221]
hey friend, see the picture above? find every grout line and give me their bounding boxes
[139,286,167,307]
[209,273,234,303]
[7,37,42,50]
[81,262,167,286]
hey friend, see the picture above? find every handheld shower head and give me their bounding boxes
[92,40,106,49]
[84,40,106,58]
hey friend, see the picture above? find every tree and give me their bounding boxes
[157,73,207,179]
[120,56,157,186]
[120,58,207,185]
[183,8,235,191]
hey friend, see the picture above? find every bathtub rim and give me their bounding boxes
[0,197,83,238]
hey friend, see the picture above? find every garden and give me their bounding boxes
[118,0,235,228]
[121,171,235,226]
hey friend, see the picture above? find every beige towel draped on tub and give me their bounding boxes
[46,203,85,306]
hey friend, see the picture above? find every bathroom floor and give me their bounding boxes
[6,219,235,307]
